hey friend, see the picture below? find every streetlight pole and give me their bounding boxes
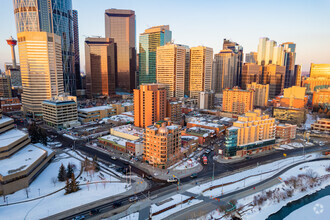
[212,162,215,183]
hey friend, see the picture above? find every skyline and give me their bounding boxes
[0,0,330,72]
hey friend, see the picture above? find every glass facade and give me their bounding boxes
[139,26,172,85]
[105,9,136,92]
[225,128,238,157]
[13,0,76,95]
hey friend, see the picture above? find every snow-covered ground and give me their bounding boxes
[151,194,203,220]
[239,160,330,220]
[0,152,130,220]
[188,153,320,197]
[174,158,199,171]
[304,113,317,130]
[63,133,79,140]
[284,195,329,220]
[119,212,139,220]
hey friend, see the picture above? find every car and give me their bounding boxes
[89,209,100,215]
[190,173,198,178]
[72,215,85,220]
[129,195,138,202]
[245,156,251,160]
[111,156,117,160]
[116,167,124,173]
[108,164,116,168]
[113,201,122,208]
[167,177,178,183]
[146,175,153,180]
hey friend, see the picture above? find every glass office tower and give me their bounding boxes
[139,25,172,85]
[13,0,76,95]
[105,9,136,92]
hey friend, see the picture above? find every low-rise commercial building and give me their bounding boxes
[0,98,22,113]
[224,109,276,157]
[279,86,307,109]
[273,107,306,126]
[181,136,199,155]
[143,121,181,168]
[276,123,297,144]
[78,105,116,123]
[182,127,215,145]
[312,88,330,113]
[311,118,330,132]
[42,95,78,129]
[187,121,225,137]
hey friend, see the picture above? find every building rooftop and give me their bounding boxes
[0,115,13,125]
[112,124,144,137]
[78,105,112,113]
[99,134,129,147]
[181,136,199,141]
[108,114,134,123]
[0,144,46,177]
[0,129,27,148]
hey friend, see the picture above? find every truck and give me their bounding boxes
[203,155,208,165]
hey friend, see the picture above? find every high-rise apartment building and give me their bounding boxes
[276,124,297,143]
[198,91,215,110]
[156,44,187,98]
[85,38,116,98]
[241,63,262,90]
[281,42,296,88]
[309,63,330,78]
[105,9,136,92]
[139,25,172,85]
[295,65,302,86]
[222,87,254,114]
[0,74,12,98]
[223,39,243,87]
[13,0,76,95]
[189,46,213,98]
[166,98,182,123]
[225,109,276,157]
[17,32,64,118]
[134,84,167,128]
[245,52,258,64]
[72,10,81,90]
[246,83,269,107]
[143,121,180,168]
[263,64,285,98]
[213,50,238,93]
[257,37,284,66]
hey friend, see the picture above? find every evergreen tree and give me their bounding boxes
[66,163,73,179]
[58,163,67,182]
[28,122,39,143]
[65,178,71,195]
[71,173,80,192]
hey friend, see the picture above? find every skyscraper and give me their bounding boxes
[156,44,187,98]
[223,39,243,87]
[72,10,81,90]
[13,0,76,95]
[241,63,262,90]
[0,74,12,98]
[257,37,281,66]
[294,65,302,86]
[105,9,136,92]
[222,87,254,114]
[85,38,117,98]
[246,82,269,107]
[213,49,237,93]
[189,46,213,99]
[281,42,296,88]
[134,84,167,128]
[139,25,172,85]
[17,32,64,118]
[263,64,286,98]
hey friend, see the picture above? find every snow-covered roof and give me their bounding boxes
[181,136,199,141]
[0,144,46,177]
[0,129,27,148]
[108,114,134,122]
[227,126,239,131]
[111,124,143,137]
[167,125,179,130]
[78,105,113,113]
[0,115,13,125]
[99,134,129,147]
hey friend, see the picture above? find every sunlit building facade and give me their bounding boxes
[241,63,262,90]
[105,9,136,92]
[246,83,269,107]
[189,46,213,98]
[263,64,285,98]
[281,42,296,88]
[295,65,302,86]
[310,63,330,78]
[139,25,172,85]
[85,38,116,98]
[17,32,64,118]
[156,44,187,98]
[245,52,258,64]
[312,88,330,113]
[222,87,254,114]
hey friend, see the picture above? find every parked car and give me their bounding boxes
[190,173,198,178]
[89,209,100,215]
[129,195,138,202]
[167,177,178,183]
[245,156,251,160]
[72,215,85,220]
[111,156,117,160]
[113,201,122,208]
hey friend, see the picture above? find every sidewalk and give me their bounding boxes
[214,149,277,164]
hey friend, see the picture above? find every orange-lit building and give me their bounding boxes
[222,87,254,114]
[134,84,167,128]
[0,98,22,113]
[166,98,182,123]
[246,83,269,107]
[310,63,330,78]
[263,64,286,98]
[303,77,330,93]
[85,38,116,98]
[312,88,330,113]
[279,86,307,109]
[143,121,180,168]
[276,123,297,144]
[241,63,262,90]
[294,65,302,86]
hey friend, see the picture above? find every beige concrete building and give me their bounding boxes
[222,87,254,114]
[156,44,187,98]
[42,95,78,129]
[276,123,297,143]
[246,82,269,107]
[17,32,64,118]
[78,105,116,123]
[189,46,213,99]
[143,121,181,168]
[198,91,215,109]
[0,111,55,195]
[311,118,330,132]
[134,84,167,128]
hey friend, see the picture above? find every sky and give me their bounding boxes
[0,0,329,72]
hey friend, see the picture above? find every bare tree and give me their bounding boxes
[51,177,57,187]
